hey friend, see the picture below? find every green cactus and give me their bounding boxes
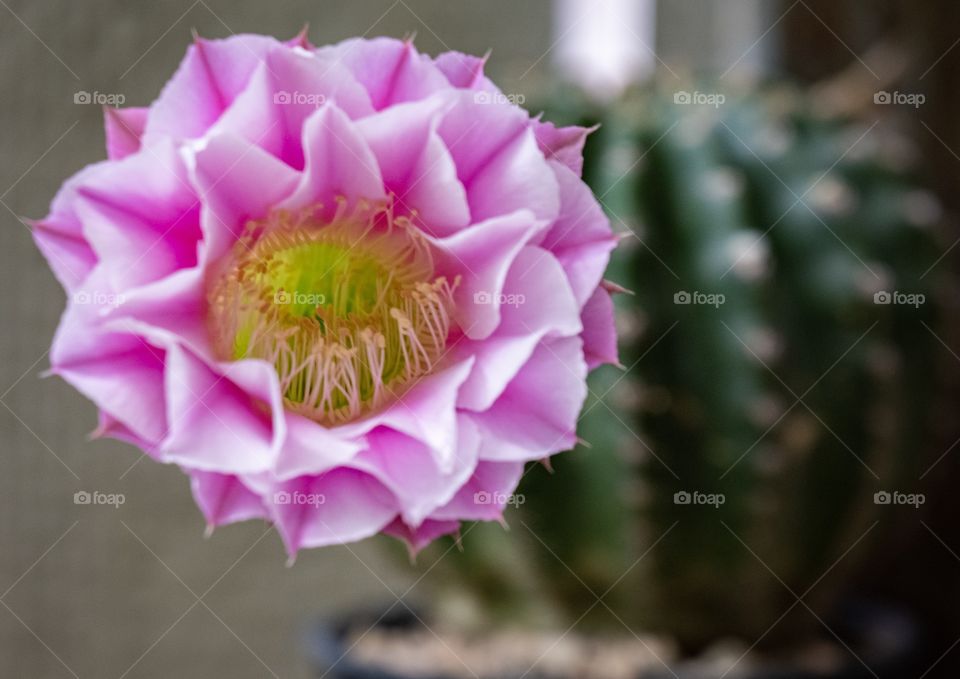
[390,83,941,656]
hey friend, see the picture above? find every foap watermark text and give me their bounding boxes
[474,491,525,507]
[273,491,326,507]
[275,290,327,306]
[874,91,925,108]
[273,90,326,107]
[74,490,125,508]
[473,291,525,307]
[674,91,725,108]
[874,291,925,308]
[674,290,725,308]
[874,490,924,508]
[75,91,125,106]
[674,490,725,508]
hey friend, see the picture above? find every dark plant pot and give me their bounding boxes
[306,603,921,679]
[641,602,922,679]
[306,607,460,679]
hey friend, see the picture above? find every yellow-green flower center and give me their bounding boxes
[207,200,457,424]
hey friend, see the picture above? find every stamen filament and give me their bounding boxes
[207,200,458,424]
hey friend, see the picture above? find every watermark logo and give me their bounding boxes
[274,290,327,306]
[673,490,725,508]
[873,291,925,308]
[873,490,924,508]
[473,91,526,106]
[73,290,125,307]
[473,491,525,507]
[473,291,526,308]
[74,90,125,106]
[74,490,125,508]
[674,290,725,308]
[273,491,326,507]
[273,90,326,107]
[874,91,925,108]
[674,90,725,108]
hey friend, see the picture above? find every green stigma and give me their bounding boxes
[207,200,457,424]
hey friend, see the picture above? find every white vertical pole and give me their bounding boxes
[553,0,657,101]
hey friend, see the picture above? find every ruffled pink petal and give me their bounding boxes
[532,120,593,177]
[144,34,280,143]
[104,107,148,160]
[348,418,479,526]
[50,270,169,444]
[32,162,108,291]
[52,337,167,445]
[383,517,461,554]
[580,286,620,369]
[73,140,201,290]
[161,345,276,473]
[100,267,209,357]
[91,411,162,458]
[279,104,385,216]
[209,48,374,168]
[433,51,492,91]
[188,470,268,527]
[430,210,544,340]
[540,161,617,307]
[429,459,525,522]
[438,92,560,225]
[456,245,581,411]
[97,280,288,459]
[190,131,300,263]
[275,414,364,480]
[216,357,287,453]
[320,37,450,110]
[333,358,475,471]
[284,26,314,50]
[468,335,587,462]
[355,96,470,236]
[270,468,398,555]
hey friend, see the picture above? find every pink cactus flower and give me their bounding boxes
[33,32,619,555]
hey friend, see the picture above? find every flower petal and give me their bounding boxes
[383,517,461,554]
[320,37,450,110]
[429,459,525,522]
[144,34,279,143]
[32,162,109,291]
[540,161,617,307]
[355,96,470,236]
[104,106,148,160]
[74,140,201,290]
[456,245,581,411]
[190,131,300,263]
[270,468,398,555]
[275,414,364,480]
[532,120,593,177]
[468,335,587,462]
[431,210,544,340]
[348,418,479,526]
[189,470,268,527]
[209,47,374,168]
[161,345,276,473]
[333,358,475,472]
[279,104,385,215]
[433,51,491,90]
[438,93,559,224]
[91,411,162,458]
[580,286,620,369]
[50,270,169,444]
[101,266,209,356]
